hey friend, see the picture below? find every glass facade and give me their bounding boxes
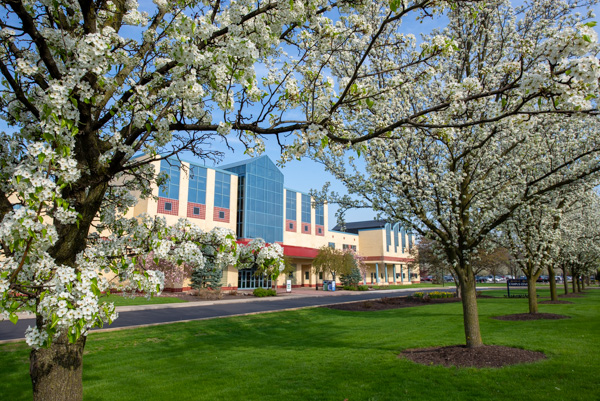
[188,165,207,204]
[286,190,296,221]
[224,156,284,243]
[238,268,272,289]
[385,223,391,252]
[315,203,324,226]
[159,159,180,199]
[301,194,311,224]
[393,223,400,252]
[214,171,230,209]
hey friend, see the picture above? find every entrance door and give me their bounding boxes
[238,268,271,289]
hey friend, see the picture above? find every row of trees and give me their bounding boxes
[311,1,600,349]
[412,186,600,312]
[2,0,600,399]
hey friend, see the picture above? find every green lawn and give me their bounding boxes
[1,291,598,401]
[101,293,188,307]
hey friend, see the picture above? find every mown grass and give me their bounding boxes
[1,290,598,401]
[101,293,187,307]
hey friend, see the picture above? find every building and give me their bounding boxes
[128,155,418,291]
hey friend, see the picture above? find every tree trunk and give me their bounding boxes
[548,266,558,301]
[30,332,86,401]
[576,276,581,292]
[562,266,568,295]
[458,275,483,348]
[571,269,576,293]
[580,277,585,291]
[527,276,538,314]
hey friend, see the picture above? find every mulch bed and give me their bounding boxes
[401,345,546,368]
[324,296,460,311]
[491,313,570,321]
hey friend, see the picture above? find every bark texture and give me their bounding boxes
[459,276,483,348]
[30,334,86,401]
[548,266,558,301]
[527,276,538,314]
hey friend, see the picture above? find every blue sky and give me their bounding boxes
[2,1,599,228]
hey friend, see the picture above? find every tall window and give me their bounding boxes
[286,190,296,220]
[315,203,324,225]
[214,171,230,208]
[159,160,180,199]
[188,165,207,204]
[301,194,311,224]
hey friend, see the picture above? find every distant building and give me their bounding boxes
[128,155,418,291]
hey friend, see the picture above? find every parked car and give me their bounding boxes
[443,275,454,282]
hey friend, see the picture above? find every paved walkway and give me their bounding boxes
[0,287,465,343]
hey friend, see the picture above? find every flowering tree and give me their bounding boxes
[556,190,600,293]
[309,2,600,348]
[2,0,600,397]
[501,194,569,312]
[238,238,285,289]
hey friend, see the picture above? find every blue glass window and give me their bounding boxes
[188,165,207,204]
[214,171,230,208]
[315,203,324,226]
[286,191,296,221]
[223,156,284,243]
[301,194,311,224]
[386,223,391,252]
[159,160,180,200]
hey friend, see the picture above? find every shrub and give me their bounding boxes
[192,288,223,300]
[190,265,223,290]
[432,291,455,298]
[412,292,425,298]
[253,288,277,297]
[343,285,357,291]
[357,285,369,291]
[340,266,362,287]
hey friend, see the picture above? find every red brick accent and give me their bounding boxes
[301,222,311,234]
[158,198,179,216]
[187,202,206,219]
[213,206,230,223]
[286,219,296,232]
[315,225,325,236]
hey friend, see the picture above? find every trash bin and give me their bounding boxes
[329,281,336,291]
[322,280,329,291]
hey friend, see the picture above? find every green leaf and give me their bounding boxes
[584,94,597,101]
[583,21,597,28]
[9,313,18,325]
[320,136,329,149]
[583,34,592,43]
[366,98,374,108]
